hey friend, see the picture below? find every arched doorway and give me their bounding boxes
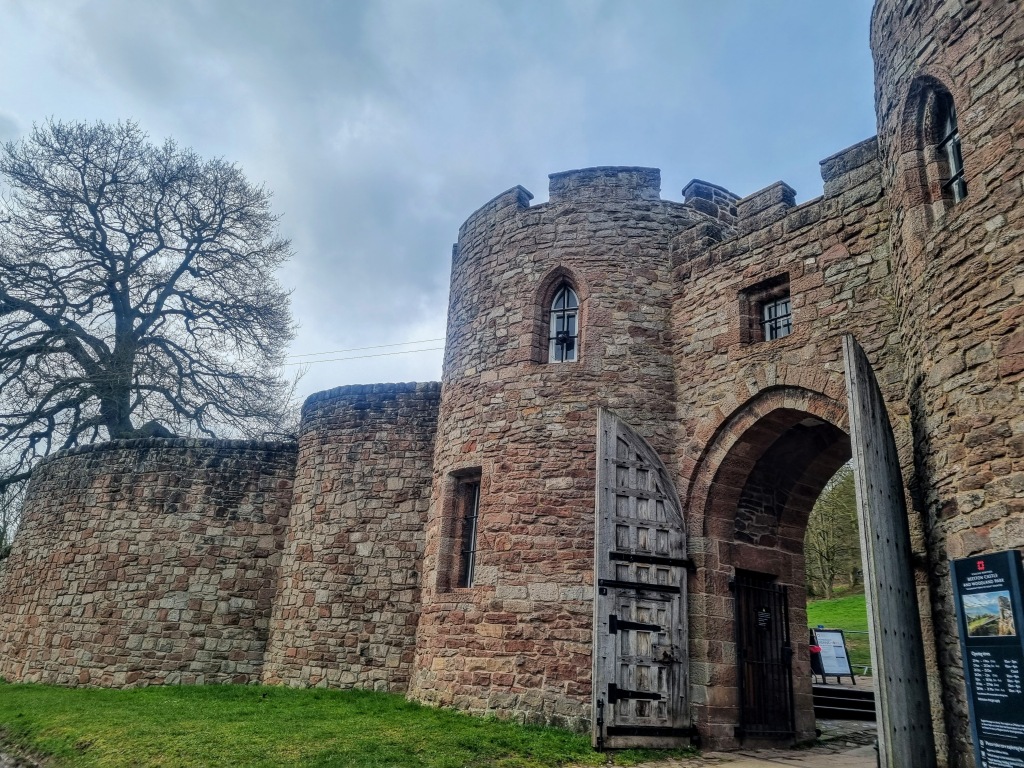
[687,389,854,747]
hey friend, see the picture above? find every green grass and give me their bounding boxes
[807,592,868,631]
[0,682,693,768]
[807,592,872,674]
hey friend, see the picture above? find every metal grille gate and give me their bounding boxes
[733,571,795,739]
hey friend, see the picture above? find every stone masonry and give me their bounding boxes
[871,2,1024,764]
[0,439,296,686]
[0,2,1020,766]
[410,168,702,731]
[263,383,439,692]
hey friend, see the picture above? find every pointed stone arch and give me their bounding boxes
[685,386,849,540]
[530,264,590,363]
[684,386,852,747]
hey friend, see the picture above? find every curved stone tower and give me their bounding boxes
[409,168,715,728]
[871,1,1024,764]
[0,439,296,686]
[263,382,440,692]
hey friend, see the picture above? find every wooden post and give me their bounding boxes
[843,334,936,767]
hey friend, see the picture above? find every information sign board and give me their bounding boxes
[812,628,854,680]
[951,550,1024,768]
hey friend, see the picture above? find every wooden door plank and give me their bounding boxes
[594,408,689,749]
[842,334,936,768]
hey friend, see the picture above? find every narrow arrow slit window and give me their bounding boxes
[457,479,481,588]
[936,93,966,203]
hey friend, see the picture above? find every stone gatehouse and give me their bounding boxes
[0,1,1021,766]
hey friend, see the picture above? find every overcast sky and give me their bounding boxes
[0,0,877,401]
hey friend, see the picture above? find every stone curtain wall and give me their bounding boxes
[262,383,439,692]
[669,139,902,749]
[411,168,708,730]
[871,1,1024,765]
[0,439,296,686]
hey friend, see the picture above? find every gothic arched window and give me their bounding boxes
[934,91,966,203]
[548,284,579,363]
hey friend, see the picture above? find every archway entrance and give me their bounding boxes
[688,391,856,747]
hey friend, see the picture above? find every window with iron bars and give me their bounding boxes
[457,479,481,588]
[548,284,579,363]
[761,295,792,341]
[936,93,966,203]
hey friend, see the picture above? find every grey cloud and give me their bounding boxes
[1,0,877,398]
[0,113,19,141]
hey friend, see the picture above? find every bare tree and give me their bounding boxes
[805,465,860,600]
[0,120,296,490]
[0,472,24,559]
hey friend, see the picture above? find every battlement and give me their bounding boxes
[735,180,798,234]
[548,166,661,203]
[819,136,879,199]
[458,186,533,241]
[303,380,441,413]
[682,179,741,224]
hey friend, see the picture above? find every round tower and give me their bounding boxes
[409,168,708,728]
[872,1,1024,764]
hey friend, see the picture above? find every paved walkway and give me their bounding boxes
[619,720,878,768]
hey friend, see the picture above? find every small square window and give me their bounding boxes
[761,295,792,340]
[739,275,792,344]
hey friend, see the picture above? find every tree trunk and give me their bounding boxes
[100,380,135,439]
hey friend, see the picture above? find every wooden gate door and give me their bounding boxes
[733,571,795,739]
[593,409,689,749]
[843,335,936,768]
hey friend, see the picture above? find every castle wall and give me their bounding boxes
[669,139,904,748]
[872,2,1024,765]
[262,382,439,692]
[410,168,711,729]
[0,4,1017,758]
[0,439,295,686]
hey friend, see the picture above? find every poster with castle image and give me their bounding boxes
[952,551,1024,768]
[963,591,1017,638]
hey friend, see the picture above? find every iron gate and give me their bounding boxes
[733,570,795,739]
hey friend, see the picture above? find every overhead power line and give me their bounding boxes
[282,346,445,367]
[3,339,447,382]
[286,338,446,360]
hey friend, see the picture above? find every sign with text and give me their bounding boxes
[952,550,1024,768]
[813,629,854,678]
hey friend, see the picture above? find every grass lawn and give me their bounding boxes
[0,682,691,768]
[806,592,872,674]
